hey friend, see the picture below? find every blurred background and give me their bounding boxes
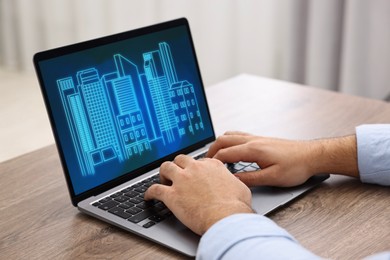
[1,0,389,161]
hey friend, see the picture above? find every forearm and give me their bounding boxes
[308,135,359,178]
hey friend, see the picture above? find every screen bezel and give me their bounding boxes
[33,18,215,206]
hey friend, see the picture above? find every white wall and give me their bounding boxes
[0,0,389,99]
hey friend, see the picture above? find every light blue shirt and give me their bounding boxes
[197,124,390,259]
[356,124,390,186]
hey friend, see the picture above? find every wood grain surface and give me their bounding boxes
[1,74,389,259]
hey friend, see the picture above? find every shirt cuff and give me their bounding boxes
[196,213,320,260]
[356,124,390,186]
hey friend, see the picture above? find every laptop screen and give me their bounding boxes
[35,19,214,198]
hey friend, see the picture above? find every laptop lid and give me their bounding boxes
[33,18,215,206]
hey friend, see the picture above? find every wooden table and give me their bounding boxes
[1,74,390,259]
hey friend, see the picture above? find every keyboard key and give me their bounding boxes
[137,201,153,209]
[152,176,160,183]
[227,163,238,173]
[128,209,155,223]
[128,197,143,204]
[134,186,148,193]
[246,165,259,171]
[118,202,135,209]
[158,208,172,217]
[108,207,132,219]
[92,202,101,207]
[143,221,156,228]
[238,161,252,166]
[149,215,164,222]
[226,162,261,173]
[110,192,122,198]
[121,187,132,193]
[142,178,153,184]
[233,163,245,171]
[153,202,167,211]
[114,196,128,203]
[98,200,119,211]
[124,191,139,198]
[131,183,143,188]
[143,182,154,188]
[98,197,112,204]
[126,207,142,215]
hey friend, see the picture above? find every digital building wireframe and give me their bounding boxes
[56,42,204,176]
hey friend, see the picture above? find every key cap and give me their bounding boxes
[114,196,128,203]
[92,202,101,207]
[98,197,112,204]
[118,202,135,209]
[126,207,142,215]
[98,200,119,210]
[124,191,139,198]
[149,215,164,222]
[108,207,132,219]
[128,209,155,223]
[143,221,156,228]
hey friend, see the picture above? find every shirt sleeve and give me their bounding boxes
[196,213,321,260]
[197,214,390,260]
[356,124,390,186]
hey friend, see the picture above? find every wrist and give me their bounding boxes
[200,201,254,235]
[307,136,359,178]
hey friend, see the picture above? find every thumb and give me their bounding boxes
[234,168,277,187]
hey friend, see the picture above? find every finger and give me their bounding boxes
[234,169,276,187]
[213,143,258,163]
[206,135,252,158]
[224,131,252,136]
[144,183,172,202]
[235,164,296,187]
[173,154,194,168]
[159,161,181,184]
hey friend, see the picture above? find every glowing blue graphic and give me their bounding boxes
[57,42,204,176]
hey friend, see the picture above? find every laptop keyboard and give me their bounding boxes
[92,152,260,228]
[92,174,171,228]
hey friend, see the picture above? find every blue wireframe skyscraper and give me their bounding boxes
[58,77,95,176]
[77,68,122,170]
[159,42,178,88]
[109,54,150,158]
[143,50,178,145]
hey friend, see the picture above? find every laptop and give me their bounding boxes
[33,18,329,257]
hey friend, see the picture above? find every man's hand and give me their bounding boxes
[144,154,253,235]
[206,131,315,187]
[206,131,359,187]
